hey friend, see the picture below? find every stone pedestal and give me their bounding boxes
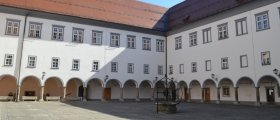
[155,102,177,114]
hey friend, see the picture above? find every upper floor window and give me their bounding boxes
[72,59,80,70]
[179,64,184,74]
[235,18,248,36]
[169,65,173,75]
[28,22,42,38]
[156,39,164,52]
[5,19,20,36]
[261,51,271,65]
[127,35,136,49]
[72,28,84,43]
[221,57,229,70]
[27,56,37,68]
[128,63,134,73]
[51,57,60,69]
[4,54,13,66]
[218,23,228,40]
[142,37,151,50]
[92,60,99,71]
[111,62,118,72]
[158,65,163,75]
[110,33,120,47]
[203,28,212,43]
[144,64,150,74]
[52,25,64,41]
[240,55,248,68]
[92,31,102,45]
[205,60,211,71]
[191,62,197,73]
[189,32,197,47]
[255,11,270,31]
[175,36,182,50]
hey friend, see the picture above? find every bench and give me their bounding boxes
[46,96,61,101]
[66,96,82,101]
[22,96,37,101]
[0,96,13,101]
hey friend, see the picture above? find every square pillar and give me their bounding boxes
[136,88,140,101]
[187,87,191,102]
[216,87,220,104]
[83,87,87,101]
[234,87,239,104]
[120,88,124,102]
[39,86,44,101]
[151,88,155,101]
[256,87,260,106]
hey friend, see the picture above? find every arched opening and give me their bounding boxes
[44,77,63,101]
[236,77,256,102]
[154,81,165,100]
[139,80,153,100]
[87,78,103,100]
[123,80,138,100]
[202,79,217,102]
[168,81,176,101]
[177,81,188,101]
[258,76,279,103]
[189,80,202,101]
[218,78,235,102]
[0,75,17,101]
[66,78,83,100]
[105,79,121,100]
[20,76,41,101]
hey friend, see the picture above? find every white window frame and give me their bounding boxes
[142,37,151,50]
[72,59,80,71]
[144,64,150,74]
[27,56,37,68]
[203,28,212,43]
[127,35,136,49]
[51,57,60,69]
[72,28,84,43]
[111,62,118,72]
[221,57,229,70]
[240,55,248,68]
[92,30,102,45]
[261,51,271,66]
[189,32,197,47]
[222,87,230,97]
[169,65,173,75]
[218,23,229,40]
[4,54,13,66]
[255,11,270,31]
[179,64,184,74]
[175,36,182,50]
[110,33,120,47]
[205,60,211,71]
[235,17,248,36]
[52,25,64,41]
[5,19,20,36]
[92,60,99,72]
[158,65,163,75]
[128,63,134,73]
[28,22,42,38]
[191,62,197,73]
[156,39,164,52]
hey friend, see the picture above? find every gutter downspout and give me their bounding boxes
[15,12,29,102]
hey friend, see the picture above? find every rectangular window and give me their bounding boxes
[156,39,164,52]
[218,23,229,40]
[261,51,271,65]
[27,56,37,68]
[28,22,42,38]
[144,64,149,74]
[179,64,184,74]
[240,55,248,68]
[111,62,118,72]
[52,25,64,41]
[203,28,212,43]
[110,33,120,47]
[235,18,248,36]
[4,54,13,66]
[92,61,99,71]
[158,65,163,75]
[128,63,134,73]
[72,59,80,70]
[142,37,151,50]
[205,60,211,71]
[191,62,197,73]
[222,87,230,97]
[189,32,197,47]
[72,28,84,43]
[51,57,60,69]
[169,65,173,75]
[175,36,182,50]
[92,31,102,45]
[5,19,20,36]
[127,35,136,49]
[255,11,270,31]
[221,57,229,70]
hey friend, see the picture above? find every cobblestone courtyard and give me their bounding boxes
[1,101,280,120]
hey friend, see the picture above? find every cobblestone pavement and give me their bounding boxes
[0,101,280,120]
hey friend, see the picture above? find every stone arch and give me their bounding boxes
[218,78,235,101]
[139,80,153,99]
[0,74,17,97]
[202,79,217,102]
[86,78,104,100]
[236,76,256,102]
[202,79,217,88]
[257,75,279,103]
[124,79,138,88]
[123,79,138,100]
[236,76,255,87]
[105,79,122,100]
[218,78,234,88]
[139,80,153,88]
[20,76,41,101]
[66,78,84,98]
[189,80,202,101]
[154,80,165,99]
[177,80,188,100]
[44,77,64,99]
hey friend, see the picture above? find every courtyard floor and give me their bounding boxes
[0,101,280,120]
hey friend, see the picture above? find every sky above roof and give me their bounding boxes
[138,0,184,8]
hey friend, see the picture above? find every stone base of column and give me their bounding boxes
[119,99,124,102]
[255,102,261,106]
[201,100,204,103]
[216,100,220,104]
[187,99,191,102]
[136,98,140,102]
[234,101,239,104]
[83,99,87,102]
[39,99,44,102]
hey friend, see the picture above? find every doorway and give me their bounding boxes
[78,86,84,97]
[204,88,210,102]
[103,88,111,100]
[266,88,275,103]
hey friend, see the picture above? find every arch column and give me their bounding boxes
[201,88,205,103]
[83,87,87,101]
[17,85,21,102]
[256,87,260,106]
[101,88,106,101]
[187,87,191,102]
[234,87,239,104]
[136,88,140,101]
[151,88,154,100]
[39,86,44,101]
[120,88,124,102]
[63,87,66,100]
[216,87,220,104]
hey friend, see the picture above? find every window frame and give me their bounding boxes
[92,60,100,72]
[110,33,120,47]
[51,25,64,41]
[4,54,14,66]
[255,11,270,31]
[221,57,229,70]
[261,51,271,66]
[128,63,134,73]
[217,23,229,40]
[144,64,150,74]
[205,60,211,71]
[203,28,212,44]
[51,57,60,69]
[142,37,151,51]
[240,55,248,68]
[28,22,42,38]
[189,32,197,47]
[222,86,230,97]
[191,62,197,73]
[5,19,20,36]
[156,39,164,52]
[72,59,80,71]
[169,65,173,75]
[27,55,37,68]
[72,28,84,43]
[175,36,182,50]
[92,30,103,45]
[127,35,136,49]
[158,65,163,75]
[235,17,248,36]
[179,64,184,74]
[111,62,118,72]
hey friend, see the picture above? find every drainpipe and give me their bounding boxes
[15,12,29,102]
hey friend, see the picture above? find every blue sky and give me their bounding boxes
[138,0,184,8]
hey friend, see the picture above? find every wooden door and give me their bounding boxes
[184,88,188,100]
[266,88,275,103]
[103,88,111,100]
[204,88,210,102]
